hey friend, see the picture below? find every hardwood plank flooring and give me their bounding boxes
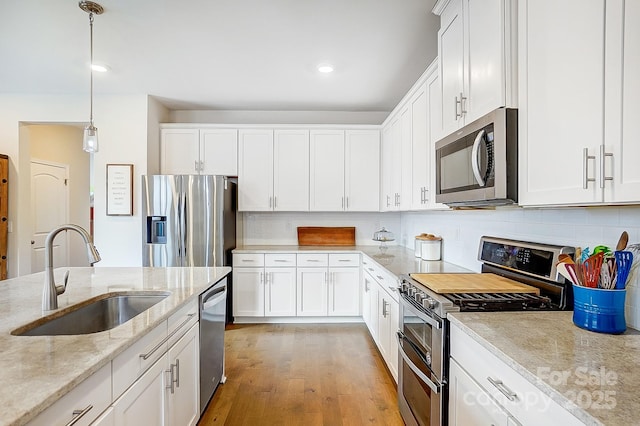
[199,323,403,426]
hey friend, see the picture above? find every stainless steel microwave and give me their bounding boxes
[435,107,518,207]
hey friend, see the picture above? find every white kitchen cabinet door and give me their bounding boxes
[328,267,360,316]
[296,268,328,316]
[166,323,199,426]
[161,129,200,174]
[112,355,168,426]
[399,106,413,210]
[345,130,380,211]
[265,268,297,316]
[238,129,274,211]
[518,0,605,205]
[438,0,465,137]
[410,83,429,210]
[363,272,379,340]
[232,267,264,317]
[604,2,640,203]
[377,290,393,369]
[309,130,345,211]
[380,124,395,211]
[426,70,449,210]
[273,130,309,211]
[449,358,511,426]
[383,117,402,211]
[200,129,238,176]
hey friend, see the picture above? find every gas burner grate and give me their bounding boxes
[445,292,554,312]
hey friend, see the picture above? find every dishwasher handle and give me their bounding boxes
[202,282,227,311]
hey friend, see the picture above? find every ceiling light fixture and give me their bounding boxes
[79,1,104,153]
[318,64,334,73]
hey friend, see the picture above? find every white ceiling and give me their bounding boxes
[0,0,439,113]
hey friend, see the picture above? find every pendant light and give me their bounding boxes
[79,1,104,153]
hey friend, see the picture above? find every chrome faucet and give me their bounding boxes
[43,224,101,310]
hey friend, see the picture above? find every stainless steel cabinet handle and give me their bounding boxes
[368,267,374,272]
[342,197,345,209]
[460,92,467,114]
[364,280,370,292]
[583,148,596,189]
[376,275,384,280]
[487,377,518,401]
[274,196,277,209]
[241,259,254,262]
[346,197,349,209]
[307,259,320,262]
[324,272,328,284]
[65,405,93,426]
[174,358,180,388]
[167,363,176,394]
[194,160,199,172]
[600,145,613,188]
[382,299,388,317]
[338,259,351,262]
[273,259,288,263]
[139,313,196,360]
[269,196,273,208]
[455,95,461,119]
[386,195,390,207]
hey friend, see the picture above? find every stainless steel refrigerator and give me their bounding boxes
[142,175,236,269]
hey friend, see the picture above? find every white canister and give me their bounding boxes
[421,239,442,261]
[414,238,422,257]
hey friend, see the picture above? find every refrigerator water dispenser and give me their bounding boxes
[147,216,167,244]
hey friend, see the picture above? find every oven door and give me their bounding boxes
[397,295,447,426]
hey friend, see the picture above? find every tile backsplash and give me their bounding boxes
[240,205,640,330]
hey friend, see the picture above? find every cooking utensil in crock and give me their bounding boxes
[616,231,629,251]
[614,250,634,289]
[582,252,604,288]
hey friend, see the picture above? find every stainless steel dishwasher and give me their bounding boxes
[199,276,227,414]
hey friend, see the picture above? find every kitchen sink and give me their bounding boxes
[12,292,171,336]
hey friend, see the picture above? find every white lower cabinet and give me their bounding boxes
[297,267,329,316]
[377,288,399,380]
[450,322,584,426]
[265,267,297,316]
[362,272,378,336]
[328,266,361,316]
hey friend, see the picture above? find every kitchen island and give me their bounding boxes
[449,311,640,426]
[0,266,230,426]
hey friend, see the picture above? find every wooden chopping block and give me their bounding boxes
[409,273,540,294]
[297,226,356,246]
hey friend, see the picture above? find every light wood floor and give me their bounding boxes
[198,323,404,426]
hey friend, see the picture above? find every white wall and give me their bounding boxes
[0,93,150,277]
[240,212,401,246]
[400,206,640,329]
[169,110,390,125]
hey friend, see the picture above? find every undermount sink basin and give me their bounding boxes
[12,292,171,336]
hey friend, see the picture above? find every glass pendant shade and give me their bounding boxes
[83,123,99,153]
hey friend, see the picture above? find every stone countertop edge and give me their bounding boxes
[0,266,231,426]
[447,311,640,425]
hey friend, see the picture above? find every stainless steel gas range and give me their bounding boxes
[397,236,575,426]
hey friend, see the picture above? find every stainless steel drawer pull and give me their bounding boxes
[583,148,596,189]
[487,377,517,401]
[338,259,351,262]
[66,405,93,426]
[376,275,384,280]
[600,145,613,188]
[241,259,254,262]
[273,259,288,262]
[307,259,321,262]
[140,313,196,360]
[368,267,374,271]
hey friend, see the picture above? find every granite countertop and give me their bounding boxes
[448,311,640,426]
[0,266,231,426]
[234,244,472,277]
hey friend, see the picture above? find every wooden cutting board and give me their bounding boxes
[410,273,540,294]
[297,227,356,246]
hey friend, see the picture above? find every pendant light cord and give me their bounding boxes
[89,12,94,126]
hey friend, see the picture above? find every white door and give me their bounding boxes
[380,124,395,211]
[265,268,297,316]
[410,84,429,210]
[388,117,402,211]
[399,106,413,210]
[232,268,264,317]
[297,268,328,316]
[438,0,465,136]
[345,130,380,211]
[328,267,360,316]
[30,161,68,273]
[238,130,274,211]
[309,130,345,211]
[362,274,376,336]
[388,297,399,380]
[200,129,238,176]
[273,130,309,211]
[160,129,200,174]
[167,324,199,426]
[377,290,392,363]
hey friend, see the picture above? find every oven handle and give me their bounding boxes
[400,295,442,330]
[471,129,486,187]
[396,331,441,394]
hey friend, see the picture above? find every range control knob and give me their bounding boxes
[414,292,425,303]
[408,287,417,297]
[423,297,438,310]
[401,282,409,293]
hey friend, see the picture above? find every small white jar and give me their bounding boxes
[414,238,422,257]
[421,239,442,261]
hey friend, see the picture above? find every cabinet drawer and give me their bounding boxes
[167,299,198,348]
[233,253,265,267]
[112,321,168,398]
[450,323,584,426]
[328,253,360,267]
[265,253,297,267]
[29,363,111,426]
[363,256,399,302]
[297,253,329,267]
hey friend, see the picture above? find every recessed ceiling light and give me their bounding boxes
[91,63,109,72]
[318,64,334,73]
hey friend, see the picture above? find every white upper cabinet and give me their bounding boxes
[238,129,274,211]
[518,0,640,206]
[161,128,237,175]
[410,83,429,210]
[310,129,380,211]
[435,0,516,137]
[238,129,310,211]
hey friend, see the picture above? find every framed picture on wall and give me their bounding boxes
[106,164,133,216]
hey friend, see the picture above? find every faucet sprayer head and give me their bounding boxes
[87,243,101,265]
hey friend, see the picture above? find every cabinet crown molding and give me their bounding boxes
[432,0,453,16]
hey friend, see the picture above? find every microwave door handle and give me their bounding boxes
[471,129,486,187]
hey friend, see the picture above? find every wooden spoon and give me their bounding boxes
[616,231,629,251]
[558,253,575,264]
